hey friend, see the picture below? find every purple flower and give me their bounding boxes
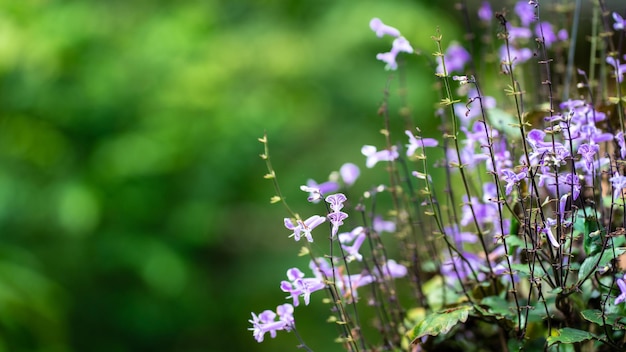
[616,132,626,159]
[615,278,626,305]
[542,218,560,248]
[378,259,408,279]
[499,45,533,73]
[375,36,414,70]
[361,145,399,168]
[369,18,401,38]
[436,43,471,75]
[501,168,527,195]
[339,227,366,262]
[301,179,339,203]
[610,173,626,200]
[606,56,626,83]
[373,216,396,233]
[280,268,325,307]
[515,0,536,27]
[509,26,532,41]
[613,12,626,31]
[284,215,326,242]
[535,22,560,47]
[339,163,360,186]
[326,193,348,237]
[249,304,294,343]
[478,1,492,23]
[405,130,438,156]
[577,143,599,174]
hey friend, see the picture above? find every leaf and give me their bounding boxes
[546,327,596,346]
[579,247,626,281]
[409,304,473,345]
[583,215,604,256]
[487,108,519,139]
[580,309,626,330]
[480,296,514,319]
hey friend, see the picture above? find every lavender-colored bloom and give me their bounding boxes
[326,193,348,237]
[454,90,496,124]
[515,0,536,27]
[557,29,568,41]
[478,1,492,22]
[501,168,527,195]
[559,194,569,224]
[613,12,626,31]
[542,218,560,248]
[375,36,414,70]
[326,193,347,212]
[535,22,558,47]
[379,259,408,279]
[615,278,626,305]
[341,230,366,262]
[436,43,471,75]
[610,173,626,200]
[373,216,396,233]
[509,26,532,41]
[280,268,325,307]
[302,179,339,203]
[577,143,599,174]
[362,145,399,168]
[249,304,294,343]
[499,45,533,73]
[370,17,401,38]
[284,215,326,242]
[405,130,438,156]
[339,163,360,186]
[616,132,626,159]
[606,56,626,83]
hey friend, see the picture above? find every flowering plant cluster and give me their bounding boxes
[251,1,626,351]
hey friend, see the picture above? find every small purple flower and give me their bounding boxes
[302,179,339,203]
[542,218,560,248]
[606,56,626,83]
[369,18,401,38]
[373,216,396,233]
[284,215,326,242]
[500,45,533,73]
[613,12,626,31]
[340,228,366,262]
[405,130,438,156]
[501,168,527,195]
[478,1,492,23]
[515,0,536,27]
[339,163,360,186]
[361,145,399,168]
[436,43,471,75]
[577,143,599,174]
[616,132,626,159]
[615,278,626,305]
[509,26,532,41]
[280,268,325,307]
[249,304,294,343]
[376,36,414,70]
[326,193,348,237]
[379,259,408,279]
[610,173,626,201]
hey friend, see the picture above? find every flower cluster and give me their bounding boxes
[252,1,626,350]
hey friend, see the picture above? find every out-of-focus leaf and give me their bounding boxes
[546,327,599,346]
[409,304,473,344]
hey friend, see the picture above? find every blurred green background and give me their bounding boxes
[0,0,463,351]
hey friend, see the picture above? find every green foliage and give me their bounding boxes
[546,327,600,347]
[408,304,472,343]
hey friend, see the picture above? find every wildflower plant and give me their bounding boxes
[251,0,626,350]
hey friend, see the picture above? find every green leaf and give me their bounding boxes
[487,108,519,139]
[480,296,514,319]
[409,304,473,344]
[546,327,596,346]
[579,247,626,281]
[580,309,626,330]
[583,215,604,256]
